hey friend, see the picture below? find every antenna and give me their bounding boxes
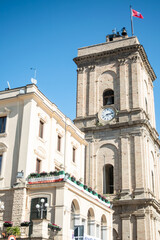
[30,67,36,79]
[7,81,11,89]
[30,67,37,85]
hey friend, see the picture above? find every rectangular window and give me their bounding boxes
[36,159,41,173]
[57,135,61,152]
[0,155,2,174]
[39,120,44,138]
[0,116,7,133]
[72,147,76,163]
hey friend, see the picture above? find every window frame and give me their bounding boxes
[57,135,62,152]
[39,120,44,139]
[103,89,114,106]
[103,164,114,194]
[36,158,41,174]
[0,116,7,134]
[72,147,76,163]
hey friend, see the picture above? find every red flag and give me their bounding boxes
[132,9,143,19]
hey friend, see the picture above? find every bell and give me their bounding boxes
[121,27,127,36]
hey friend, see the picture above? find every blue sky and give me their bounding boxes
[0,0,160,135]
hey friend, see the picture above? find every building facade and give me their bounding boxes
[74,30,160,239]
[0,84,113,240]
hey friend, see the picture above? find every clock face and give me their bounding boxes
[101,108,115,122]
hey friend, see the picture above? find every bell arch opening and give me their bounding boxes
[103,164,114,194]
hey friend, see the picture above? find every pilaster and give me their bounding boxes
[121,214,131,240]
[76,68,84,117]
[131,55,142,109]
[136,214,146,240]
[12,186,26,225]
[88,66,95,115]
[134,134,144,190]
[118,59,129,110]
[120,136,131,193]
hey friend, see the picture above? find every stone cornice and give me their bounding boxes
[75,117,160,147]
[73,44,156,82]
[113,198,160,214]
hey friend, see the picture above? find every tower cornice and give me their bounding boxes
[73,44,156,82]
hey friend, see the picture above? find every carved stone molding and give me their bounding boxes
[118,58,127,66]
[77,67,84,73]
[131,55,140,63]
[88,65,95,71]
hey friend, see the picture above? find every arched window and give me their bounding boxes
[101,215,107,240]
[103,164,114,194]
[103,89,114,106]
[87,208,95,236]
[70,202,76,229]
[70,200,80,230]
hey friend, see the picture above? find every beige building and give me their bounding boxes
[0,84,113,239]
[74,29,160,239]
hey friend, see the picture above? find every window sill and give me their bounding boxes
[37,136,46,143]
[0,132,7,138]
[72,161,77,167]
[56,150,63,157]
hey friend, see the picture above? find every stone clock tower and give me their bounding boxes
[74,29,160,240]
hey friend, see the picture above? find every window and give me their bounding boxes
[101,215,107,240]
[0,155,2,174]
[103,89,114,106]
[70,202,76,229]
[57,135,61,152]
[36,159,41,173]
[39,120,44,138]
[0,116,7,134]
[74,225,84,240]
[103,164,114,194]
[87,208,95,236]
[96,224,100,238]
[72,147,76,163]
[29,197,48,236]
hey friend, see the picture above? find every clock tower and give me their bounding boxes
[74,29,160,239]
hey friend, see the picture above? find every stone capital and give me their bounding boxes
[131,55,140,63]
[117,58,127,66]
[120,213,131,220]
[88,65,95,71]
[77,67,84,73]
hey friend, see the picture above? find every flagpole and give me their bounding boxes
[130,5,134,36]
